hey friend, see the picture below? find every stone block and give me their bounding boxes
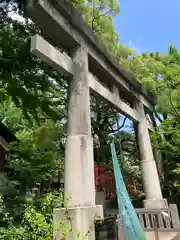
[53,205,103,240]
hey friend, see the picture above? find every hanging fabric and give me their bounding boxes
[110,140,146,240]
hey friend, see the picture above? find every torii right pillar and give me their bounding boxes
[134,100,167,209]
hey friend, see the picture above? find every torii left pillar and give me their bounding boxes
[54,46,103,239]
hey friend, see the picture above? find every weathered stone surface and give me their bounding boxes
[25,1,168,239]
[145,232,180,240]
[25,0,156,111]
[67,46,91,136]
[49,0,156,104]
[53,205,103,240]
[64,135,95,206]
[134,100,165,208]
[30,35,154,128]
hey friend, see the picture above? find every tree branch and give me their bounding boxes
[120,117,127,129]
[108,121,115,133]
[109,115,127,133]
[167,83,180,118]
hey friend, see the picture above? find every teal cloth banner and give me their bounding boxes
[110,141,146,240]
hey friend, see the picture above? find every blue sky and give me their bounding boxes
[113,0,180,53]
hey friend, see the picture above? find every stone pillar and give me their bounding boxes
[134,100,167,208]
[54,46,103,240]
[65,45,94,207]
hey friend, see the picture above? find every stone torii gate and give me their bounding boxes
[25,0,167,238]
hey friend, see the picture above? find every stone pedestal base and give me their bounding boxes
[65,135,95,206]
[53,205,103,240]
[143,198,168,209]
[141,160,163,200]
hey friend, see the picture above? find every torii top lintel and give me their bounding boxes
[25,0,156,110]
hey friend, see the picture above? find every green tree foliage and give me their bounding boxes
[0,3,146,234]
[124,46,180,204]
[0,9,67,121]
[0,0,146,211]
[0,191,64,239]
[0,100,65,220]
[1,1,180,236]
